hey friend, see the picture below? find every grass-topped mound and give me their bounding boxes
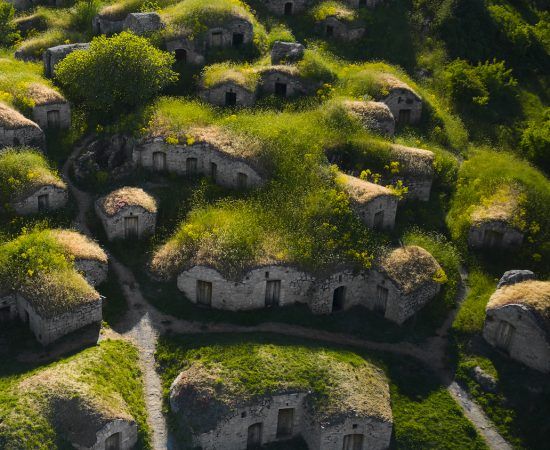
[201,62,260,91]
[312,1,358,23]
[165,339,391,435]
[0,339,150,449]
[0,148,65,205]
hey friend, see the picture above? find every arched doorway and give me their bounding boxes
[175,48,187,62]
[332,286,346,312]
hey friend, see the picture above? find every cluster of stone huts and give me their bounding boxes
[483,270,550,373]
[0,230,107,345]
[169,344,393,449]
[175,245,443,324]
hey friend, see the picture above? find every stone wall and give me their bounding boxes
[32,102,71,130]
[0,122,44,149]
[200,82,256,107]
[43,43,90,78]
[74,419,138,450]
[16,293,102,345]
[92,15,124,35]
[123,12,163,35]
[95,204,156,241]
[309,270,368,314]
[201,20,254,50]
[259,71,312,98]
[133,139,266,189]
[262,0,309,15]
[74,259,108,287]
[483,305,550,373]
[165,38,205,65]
[12,185,68,215]
[0,291,17,320]
[468,221,524,249]
[320,17,365,41]
[351,195,398,230]
[344,0,385,7]
[383,89,422,125]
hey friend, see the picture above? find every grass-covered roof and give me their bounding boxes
[97,187,157,217]
[0,149,65,203]
[0,102,38,129]
[50,229,107,264]
[168,340,392,435]
[201,62,260,91]
[338,172,395,203]
[470,184,523,226]
[312,1,359,23]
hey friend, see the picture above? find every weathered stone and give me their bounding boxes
[270,41,305,65]
[43,43,90,78]
[497,270,535,289]
[92,14,124,35]
[123,12,164,35]
[468,221,524,250]
[200,81,256,107]
[318,16,365,41]
[11,184,68,215]
[261,0,308,15]
[471,366,498,393]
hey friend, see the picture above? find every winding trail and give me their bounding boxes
[61,142,511,450]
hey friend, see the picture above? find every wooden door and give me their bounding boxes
[375,285,388,314]
[496,321,515,353]
[38,194,49,212]
[124,216,139,239]
[484,230,503,248]
[186,157,198,174]
[343,434,364,450]
[265,280,281,307]
[276,408,294,437]
[47,110,60,128]
[398,109,411,124]
[211,31,222,47]
[105,432,121,450]
[153,152,166,171]
[247,422,262,449]
[196,280,212,307]
[237,172,248,189]
[373,210,384,229]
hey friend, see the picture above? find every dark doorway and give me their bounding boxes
[186,157,198,174]
[359,0,367,6]
[38,194,49,212]
[237,172,248,189]
[47,110,60,128]
[373,210,384,229]
[175,48,187,62]
[105,433,121,450]
[265,280,281,307]
[284,2,293,15]
[398,109,411,124]
[211,31,223,46]
[210,162,218,181]
[225,91,237,106]
[326,25,334,37]
[275,82,287,97]
[375,285,388,315]
[276,408,294,437]
[247,422,263,449]
[233,32,244,47]
[197,280,213,307]
[343,434,364,450]
[332,286,346,312]
[484,230,503,248]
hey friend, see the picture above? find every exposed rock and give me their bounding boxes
[497,270,535,289]
[270,41,305,65]
[471,366,498,393]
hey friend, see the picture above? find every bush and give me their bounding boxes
[56,31,177,120]
[0,1,19,47]
[520,108,550,173]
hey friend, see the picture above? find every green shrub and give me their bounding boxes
[266,24,295,47]
[0,1,19,47]
[520,108,550,173]
[56,32,177,120]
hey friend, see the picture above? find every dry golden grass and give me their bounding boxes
[26,83,66,106]
[378,73,421,99]
[338,172,394,203]
[0,102,38,129]
[189,126,263,161]
[471,185,522,225]
[49,230,108,264]
[488,280,550,322]
[389,144,435,177]
[343,99,394,123]
[98,187,157,216]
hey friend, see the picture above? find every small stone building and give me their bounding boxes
[340,173,398,230]
[92,13,125,35]
[262,0,309,15]
[366,246,443,324]
[270,41,305,65]
[483,273,550,373]
[50,229,108,286]
[133,127,267,189]
[11,174,68,215]
[123,12,163,35]
[259,66,313,98]
[43,43,90,78]
[165,35,205,65]
[200,80,257,107]
[202,17,254,49]
[343,100,395,136]
[344,0,385,7]
[468,186,524,249]
[318,15,365,41]
[169,347,393,450]
[0,102,44,149]
[27,83,71,130]
[96,187,157,241]
[377,75,422,125]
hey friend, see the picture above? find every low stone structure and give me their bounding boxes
[343,100,395,136]
[200,80,256,107]
[340,173,398,230]
[0,102,44,149]
[95,187,157,241]
[11,181,68,215]
[262,0,309,15]
[468,186,524,249]
[377,75,422,125]
[259,66,314,98]
[123,12,163,35]
[270,41,305,65]
[133,127,267,189]
[43,43,90,78]
[27,83,71,130]
[318,16,365,41]
[483,273,550,373]
[165,36,205,65]
[202,17,254,49]
[169,345,393,450]
[92,14,125,35]
[366,246,443,324]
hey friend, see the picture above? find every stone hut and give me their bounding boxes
[10,169,68,215]
[377,75,422,125]
[270,41,305,65]
[344,0,385,7]
[95,187,157,241]
[200,68,258,107]
[133,126,267,189]
[50,229,108,286]
[16,271,102,345]
[340,173,398,230]
[343,100,395,136]
[0,102,44,149]
[468,186,524,249]
[366,246,443,324]
[165,35,205,65]
[202,17,254,49]
[262,0,309,15]
[43,43,90,78]
[317,12,365,41]
[258,66,313,98]
[169,346,393,450]
[123,12,163,35]
[385,144,435,201]
[27,83,71,130]
[483,272,550,373]
[92,13,125,35]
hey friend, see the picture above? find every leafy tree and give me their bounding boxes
[56,32,177,120]
[0,1,20,47]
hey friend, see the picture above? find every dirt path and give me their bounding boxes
[61,144,511,450]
